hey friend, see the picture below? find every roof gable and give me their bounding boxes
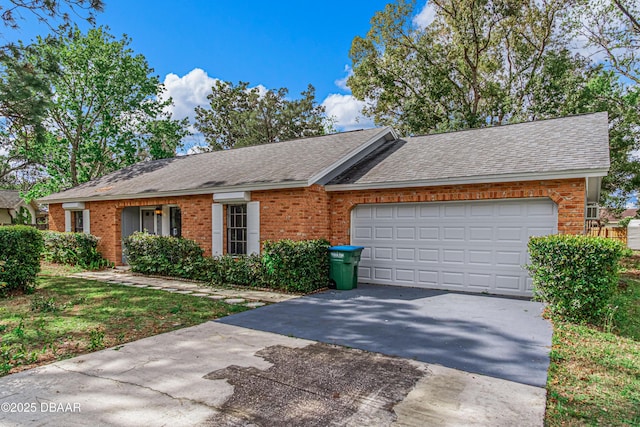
[0,190,25,209]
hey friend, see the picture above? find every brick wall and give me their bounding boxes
[253,184,331,243]
[48,178,585,265]
[49,194,214,265]
[328,179,586,245]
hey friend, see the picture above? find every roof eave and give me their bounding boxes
[324,168,610,192]
[37,180,309,204]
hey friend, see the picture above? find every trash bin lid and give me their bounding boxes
[329,245,365,251]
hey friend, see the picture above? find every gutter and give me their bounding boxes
[324,168,610,192]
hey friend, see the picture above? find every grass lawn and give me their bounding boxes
[0,264,249,376]
[544,255,640,426]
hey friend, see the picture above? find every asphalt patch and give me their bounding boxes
[203,342,424,426]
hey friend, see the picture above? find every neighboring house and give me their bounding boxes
[600,208,638,227]
[0,190,37,226]
[39,112,610,297]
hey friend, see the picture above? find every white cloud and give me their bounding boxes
[161,68,218,121]
[322,94,375,131]
[334,65,353,92]
[413,2,436,29]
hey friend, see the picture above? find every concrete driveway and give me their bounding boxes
[219,285,553,387]
[0,322,546,426]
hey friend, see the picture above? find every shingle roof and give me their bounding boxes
[0,190,24,209]
[328,113,610,188]
[39,127,392,203]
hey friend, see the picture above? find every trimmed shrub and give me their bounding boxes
[123,232,204,277]
[124,233,330,293]
[262,239,330,293]
[0,226,44,295]
[527,234,630,323]
[42,231,110,269]
[203,254,264,287]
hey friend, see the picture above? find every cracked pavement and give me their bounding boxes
[0,322,547,426]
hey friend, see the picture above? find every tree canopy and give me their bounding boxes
[348,0,640,209]
[194,81,332,151]
[3,26,189,199]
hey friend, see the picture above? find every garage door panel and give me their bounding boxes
[442,271,465,286]
[468,273,491,288]
[396,248,416,261]
[395,269,415,282]
[419,249,439,262]
[352,199,557,296]
[375,227,393,239]
[443,249,464,263]
[358,266,372,280]
[496,251,522,267]
[419,205,440,218]
[396,227,416,240]
[444,204,466,217]
[375,206,393,218]
[397,205,416,218]
[469,227,493,241]
[354,226,373,239]
[496,275,521,291]
[374,247,393,260]
[497,227,522,242]
[444,227,465,240]
[470,204,494,216]
[468,250,492,265]
[374,267,393,280]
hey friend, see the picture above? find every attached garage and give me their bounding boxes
[351,199,558,297]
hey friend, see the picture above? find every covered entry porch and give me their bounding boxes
[121,205,182,263]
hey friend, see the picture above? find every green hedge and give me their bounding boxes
[527,234,630,323]
[123,232,204,277]
[263,239,330,292]
[123,233,330,293]
[0,226,43,295]
[42,231,110,269]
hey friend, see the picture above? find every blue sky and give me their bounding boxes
[6,0,429,134]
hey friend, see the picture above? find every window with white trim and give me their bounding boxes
[72,211,84,233]
[227,204,247,255]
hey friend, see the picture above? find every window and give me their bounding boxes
[227,204,247,255]
[73,211,84,233]
[170,207,182,237]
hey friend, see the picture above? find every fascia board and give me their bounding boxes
[324,168,610,192]
[38,180,308,204]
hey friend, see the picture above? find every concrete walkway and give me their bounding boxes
[71,270,298,305]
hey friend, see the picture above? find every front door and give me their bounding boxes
[141,209,158,234]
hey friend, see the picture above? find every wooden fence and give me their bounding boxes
[585,220,627,244]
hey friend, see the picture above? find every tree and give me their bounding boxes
[565,0,640,85]
[194,81,331,150]
[348,0,569,134]
[19,26,189,199]
[0,0,104,184]
[349,0,640,209]
[0,0,103,33]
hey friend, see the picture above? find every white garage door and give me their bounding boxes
[351,199,558,297]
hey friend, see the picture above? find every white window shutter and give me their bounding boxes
[212,203,223,255]
[247,201,260,255]
[64,211,72,232]
[82,210,91,234]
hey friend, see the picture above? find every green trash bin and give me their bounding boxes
[328,245,365,290]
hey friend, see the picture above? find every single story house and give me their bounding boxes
[0,190,38,225]
[40,112,610,297]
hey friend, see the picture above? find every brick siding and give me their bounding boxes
[48,179,585,265]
